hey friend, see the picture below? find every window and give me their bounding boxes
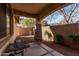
[0,4,11,39]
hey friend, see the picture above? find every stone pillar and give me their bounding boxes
[34,18,42,42]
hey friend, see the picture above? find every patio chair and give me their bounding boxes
[13,39,30,56]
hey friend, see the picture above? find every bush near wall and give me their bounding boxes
[50,23,79,50]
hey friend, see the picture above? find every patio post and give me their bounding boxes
[34,18,42,42]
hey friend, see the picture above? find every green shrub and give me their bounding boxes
[54,33,63,44]
[69,34,79,44]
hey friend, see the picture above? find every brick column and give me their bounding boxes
[34,18,42,42]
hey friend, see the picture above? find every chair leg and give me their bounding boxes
[14,51,17,55]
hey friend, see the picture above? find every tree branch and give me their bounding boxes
[68,4,77,22]
[59,8,69,24]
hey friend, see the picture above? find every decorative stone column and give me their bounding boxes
[34,18,42,42]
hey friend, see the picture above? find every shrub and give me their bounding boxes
[69,34,79,44]
[54,33,63,44]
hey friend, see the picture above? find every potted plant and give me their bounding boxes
[69,33,79,44]
[54,33,63,44]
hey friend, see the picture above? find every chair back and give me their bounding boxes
[14,39,23,47]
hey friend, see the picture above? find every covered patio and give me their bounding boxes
[0,3,79,56]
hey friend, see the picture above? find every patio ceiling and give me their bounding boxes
[11,3,70,19]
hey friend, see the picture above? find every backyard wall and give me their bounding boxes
[50,23,79,50]
[16,27,34,36]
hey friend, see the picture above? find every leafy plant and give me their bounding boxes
[69,34,79,44]
[20,18,35,27]
[44,31,52,41]
[54,33,63,44]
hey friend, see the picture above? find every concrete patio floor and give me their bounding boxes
[19,42,64,56]
[15,36,79,56]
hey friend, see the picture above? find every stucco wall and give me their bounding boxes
[42,26,54,41]
[16,27,34,36]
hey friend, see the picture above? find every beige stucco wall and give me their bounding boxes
[42,26,54,41]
